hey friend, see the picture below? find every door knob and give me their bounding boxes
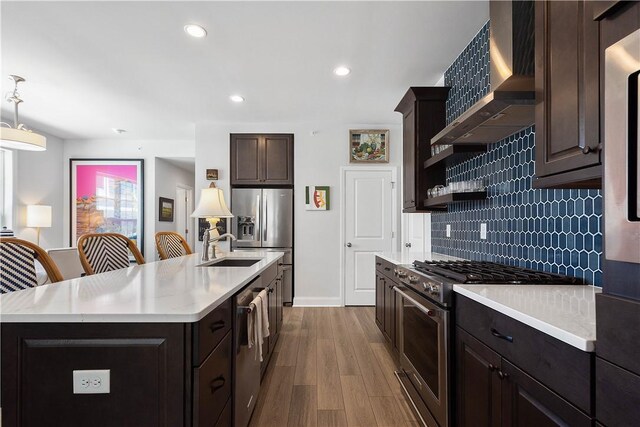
[346,242,352,247]
[405,243,412,248]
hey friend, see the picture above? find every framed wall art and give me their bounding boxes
[158,197,174,222]
[198,217,228,241]
[305,186,330,211]
[349,129,389,163]
[70,159,144,254]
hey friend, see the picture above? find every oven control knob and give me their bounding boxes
[398,271,407,279]
[409,275,419,284]
[429,284,439,294]
[422,283,428,291]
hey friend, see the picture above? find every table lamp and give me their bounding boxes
[26,205,51,246]
[191,183,233,259]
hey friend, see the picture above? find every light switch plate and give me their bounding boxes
[73,370,110,394]
[446,224,451,238]
[480,223,487,240]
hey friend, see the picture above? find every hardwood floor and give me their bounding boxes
[249,307,421,427]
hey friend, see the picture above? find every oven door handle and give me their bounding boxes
[393,286,439,318]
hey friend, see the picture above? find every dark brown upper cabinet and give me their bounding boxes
[395,87,449,212]
[231,134,293,186]
[534,0,602,188]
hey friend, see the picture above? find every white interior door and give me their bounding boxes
[344,169,394,305]
[175,187,194,249]
[402,213,432,253]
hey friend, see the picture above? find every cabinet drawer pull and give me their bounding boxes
[497,370,509,380]
[376,262,382,266]
[210,375,226,393]
[209,320,226,333]
[490,328,513,343]
[268,288,274,294]
[582,143,602,154]
[384,267,391,271]
[488,364,497,372]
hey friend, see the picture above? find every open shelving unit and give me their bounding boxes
[423,144,487,169]
[422,144,488,211]
[423,191,487,209]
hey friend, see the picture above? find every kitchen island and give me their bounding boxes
[0,251,284,427]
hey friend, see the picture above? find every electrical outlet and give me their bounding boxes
[480,223,487,240]
[73,370,110,394]
[446,224,451,238]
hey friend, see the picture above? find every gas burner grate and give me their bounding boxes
[412,261,582,285]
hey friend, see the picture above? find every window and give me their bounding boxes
[0,148,14,229]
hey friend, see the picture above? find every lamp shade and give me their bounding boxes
[0,127,46,151]
[26,205,52,227]
[191,186,233,218]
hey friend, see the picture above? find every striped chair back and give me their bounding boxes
[155,232,192,260]
[77,233,145,275]
[0,238,64,293]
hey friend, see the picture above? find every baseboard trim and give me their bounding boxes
[293,297,343,307]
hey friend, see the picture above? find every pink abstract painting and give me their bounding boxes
[71,160,143,250]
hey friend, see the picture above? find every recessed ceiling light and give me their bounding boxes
[333,66,351,76]
[230,95,245,103]
[112,128,127,134]
[184,24,207,38]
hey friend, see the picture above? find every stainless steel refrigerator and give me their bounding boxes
[231,188,294,304]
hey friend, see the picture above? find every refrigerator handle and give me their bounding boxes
[263,196,268,241]
[256,193,261,242]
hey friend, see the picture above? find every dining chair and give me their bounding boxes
[77,233,145,276]
[0,237,64,293]
[155,231,192,260]
[47,247,85,280]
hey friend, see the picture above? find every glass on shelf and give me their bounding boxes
[430,144,452,157]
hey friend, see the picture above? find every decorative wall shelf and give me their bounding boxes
[423,144,487,169]
[423,191,487,209]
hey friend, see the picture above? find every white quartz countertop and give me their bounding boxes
[376,251,463,265]
[454,284,601,352]
[0,251,283,323]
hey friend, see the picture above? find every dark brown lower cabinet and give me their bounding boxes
[501,360,592,427]
[383,278,396,348]
[1,323,185,427]
[375,272,385,327]
[596,357,640,427]
[456,327,501,427]
[456,325,594,427]
[193,332,232,427]
[261,273,282,375]
[374,260,399,350]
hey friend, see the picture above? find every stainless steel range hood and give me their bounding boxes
[431,0,535,145]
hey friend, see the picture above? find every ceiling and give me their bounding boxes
[1,1,488,140]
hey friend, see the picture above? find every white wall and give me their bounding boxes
[154,158,195,240]
[63,139,195,258]
[195,121,402,306]
[13,131,65,249]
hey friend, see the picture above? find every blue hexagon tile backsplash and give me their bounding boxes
[430,22,603,286]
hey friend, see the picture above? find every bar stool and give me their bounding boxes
[0,237,64,293]
[155,231,192,260]
[77,233,145,275]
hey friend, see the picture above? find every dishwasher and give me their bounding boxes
[234,278,262,427]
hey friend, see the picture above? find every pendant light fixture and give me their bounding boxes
[0,75,46,151]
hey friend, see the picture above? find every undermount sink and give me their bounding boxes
[199,258,262,267]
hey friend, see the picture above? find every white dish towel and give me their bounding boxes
[247,289,270,361]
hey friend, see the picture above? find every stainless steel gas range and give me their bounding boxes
[392,260,582,427]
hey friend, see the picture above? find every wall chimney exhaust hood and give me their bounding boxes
[431,0,535,145]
